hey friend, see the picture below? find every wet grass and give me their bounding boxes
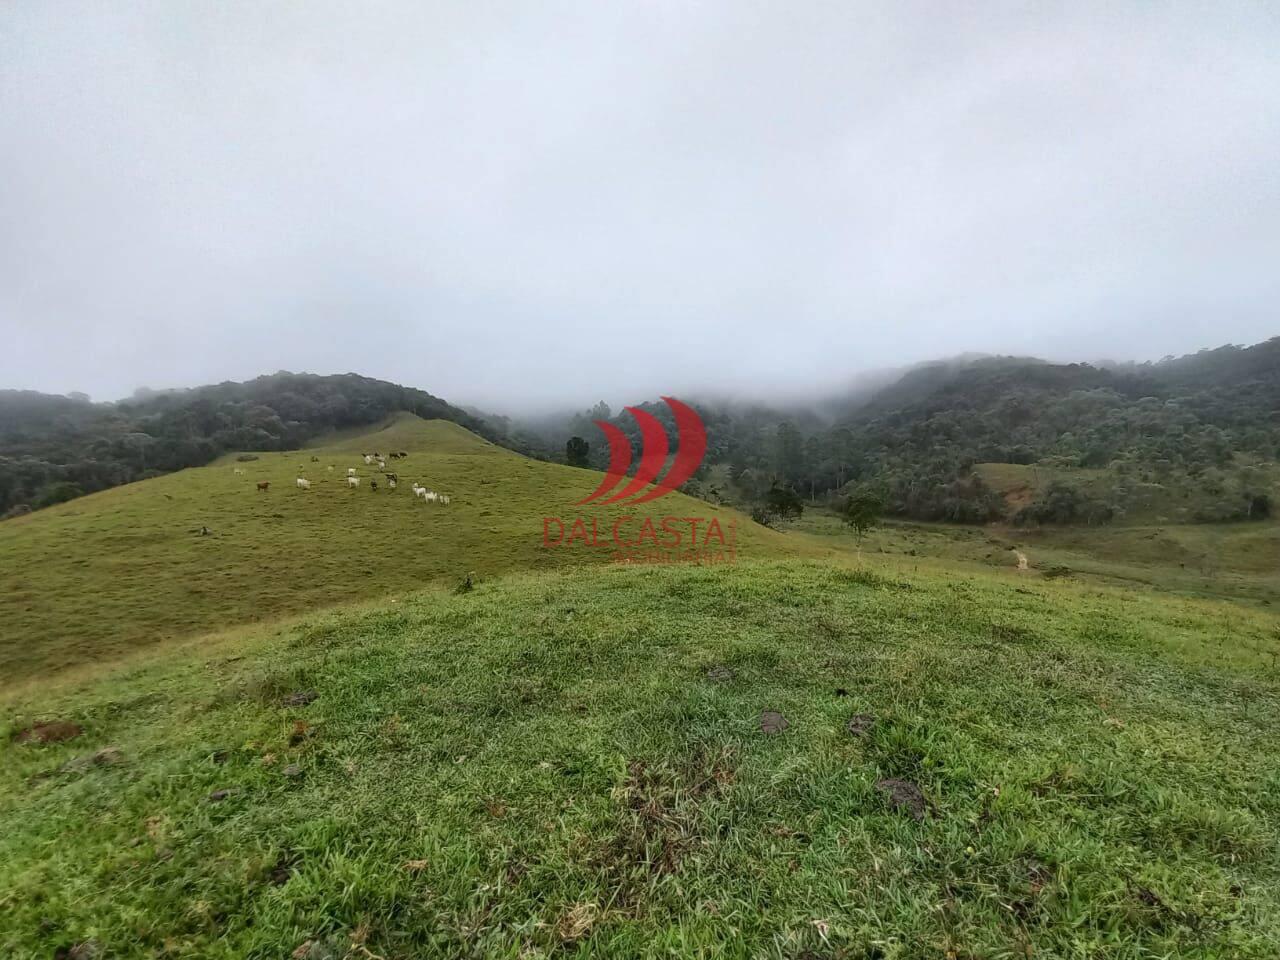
[3,558,1279,958]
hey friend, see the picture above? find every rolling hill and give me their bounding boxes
[0,371,520,518]
[0,414,814,684]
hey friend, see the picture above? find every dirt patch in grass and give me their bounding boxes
[268,850,299,886]
[53,940,101,959]
[760,710,789,734]
[12,720,82,744]
[58,746,123,774]
[991,623,1038,645]
[288,720,314,745]
[846,714,875,737]
[875,777,930,821]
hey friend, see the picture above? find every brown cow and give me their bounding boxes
[256,481,270,492]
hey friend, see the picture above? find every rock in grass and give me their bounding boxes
[282,764,303,778]
[280,690,319,707]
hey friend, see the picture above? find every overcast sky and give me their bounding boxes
[2,2,1277,410]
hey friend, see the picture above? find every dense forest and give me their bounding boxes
[4,339,1278,525]
[0,373,507,517]
[529,338,1280,526]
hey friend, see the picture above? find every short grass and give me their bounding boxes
[3,558,1279,958]
[0,415,811,685]
[791,513,1280,608]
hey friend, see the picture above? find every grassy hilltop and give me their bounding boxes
[2,559,1279,957]
[0,414,808,684]
[2,417,1280,957]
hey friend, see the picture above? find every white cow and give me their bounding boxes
[233,467,244,476]
[326,465,334,472]
[388,478,397,490]
[439,494,451,506]
[296,478,311,490]
[377,459,386,469]
[347,468,356,477]
[424,490,439,503]
[363,454,373,465]
[347,476,360,488]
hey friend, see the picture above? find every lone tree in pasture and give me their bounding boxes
[565,436,590,468]
[842,490,885,555]
[765,482,804,522]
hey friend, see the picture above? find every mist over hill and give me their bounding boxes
[514,337,1280,525]
[2,337,1278,524]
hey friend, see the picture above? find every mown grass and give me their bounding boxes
[0,415,812,685]
[3,558,1279,958]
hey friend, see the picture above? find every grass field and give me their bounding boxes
[790,513,1280,608]
[4,420,1280,957]
[3,558,1279,957]
[0,415,811,685]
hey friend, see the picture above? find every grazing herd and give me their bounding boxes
[410,484,450,505]
[239,449,453,509]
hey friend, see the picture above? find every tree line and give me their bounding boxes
[540,338,1280,527]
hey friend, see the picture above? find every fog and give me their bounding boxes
[2,2,1278,411]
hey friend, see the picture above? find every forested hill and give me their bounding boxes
[6,339,1279,524]
[0,372,507,516]
[537,337,1280,526]
[823,338,1280,522]
[846,338,1280,469]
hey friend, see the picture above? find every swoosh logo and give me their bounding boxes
[576,396,707,506]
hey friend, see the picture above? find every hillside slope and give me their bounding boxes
[0,372,514,516]
[0,415,813,683]
[2,558,1278,957]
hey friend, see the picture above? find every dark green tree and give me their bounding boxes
[565,436,590,467]
[765,482,804,521]
[842,490,884,547]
